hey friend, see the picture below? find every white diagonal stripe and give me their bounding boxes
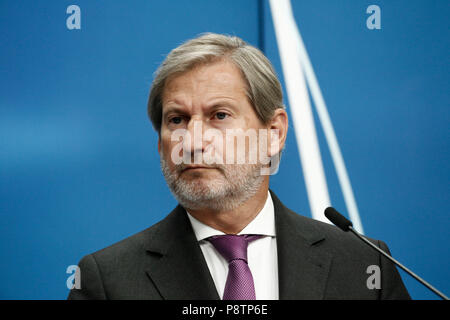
[269,0,330,223]
[291,25,364,234]
[269,0,364,233]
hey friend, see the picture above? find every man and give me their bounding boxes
[68,33,410,300]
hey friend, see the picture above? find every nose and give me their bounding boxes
[183,118,205,164]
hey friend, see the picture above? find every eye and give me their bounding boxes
[214,112,228,120]
[169,116,183,124]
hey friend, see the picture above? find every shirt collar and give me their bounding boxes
[186,191,276,242]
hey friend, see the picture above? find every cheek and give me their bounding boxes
[159,134,175,158]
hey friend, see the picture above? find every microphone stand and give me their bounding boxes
[348,226,449,300]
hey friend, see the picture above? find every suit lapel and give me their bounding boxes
[271,191,333,299]
[143,192,332,300]
[144,205,220,300]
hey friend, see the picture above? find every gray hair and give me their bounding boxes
[147,33,284,133]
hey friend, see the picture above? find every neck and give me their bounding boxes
[186,178,269,234]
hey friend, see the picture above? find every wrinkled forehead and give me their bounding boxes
[162,60,249,103]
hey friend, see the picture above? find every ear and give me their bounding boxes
[268,108,288,157]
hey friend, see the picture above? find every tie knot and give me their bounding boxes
[207,234,263,263]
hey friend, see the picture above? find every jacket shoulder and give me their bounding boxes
[276,198,380,252]
[89,211,172,263]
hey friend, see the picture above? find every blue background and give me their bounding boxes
[0,0,448,299]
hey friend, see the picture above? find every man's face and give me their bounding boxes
[158,59,270,211]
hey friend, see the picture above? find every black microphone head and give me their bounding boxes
[324,207,353,232]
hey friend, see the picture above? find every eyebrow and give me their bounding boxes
[206,98,239,112]
[162,105,186,118]
[161,99,193,120]
[162,98,239,118]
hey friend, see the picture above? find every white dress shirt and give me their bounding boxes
[186,191,279,300]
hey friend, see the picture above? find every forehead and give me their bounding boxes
[162,60,248,103]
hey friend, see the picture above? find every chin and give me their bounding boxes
[179,177,225,195]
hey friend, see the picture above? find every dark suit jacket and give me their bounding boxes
[68,191,410,300]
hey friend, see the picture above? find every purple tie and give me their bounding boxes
[207,234,263,300]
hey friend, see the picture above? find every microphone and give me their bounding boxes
[324,207,449,300]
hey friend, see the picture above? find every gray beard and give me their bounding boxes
[160,158,264,211]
